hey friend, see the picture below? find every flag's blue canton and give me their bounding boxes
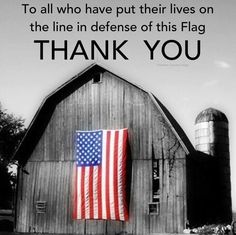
[76,130,103,167]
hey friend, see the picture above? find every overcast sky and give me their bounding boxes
[1,0,236,212]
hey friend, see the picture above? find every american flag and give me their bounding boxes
[73,128,129,221]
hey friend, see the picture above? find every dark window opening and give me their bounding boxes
[152,146,160,203]
[93,73,102,83]
[153,159,160,202]
[148,202,160,215]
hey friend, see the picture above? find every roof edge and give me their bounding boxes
[148,93,195,155]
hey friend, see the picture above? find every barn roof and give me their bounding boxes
[13,64,194,165]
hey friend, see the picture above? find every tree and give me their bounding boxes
[0,104,26,209]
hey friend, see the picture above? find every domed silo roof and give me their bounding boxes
[195,108,228,124]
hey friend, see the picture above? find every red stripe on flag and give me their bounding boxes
[97,165,102,218]
[73,163,77,219]
[81,167,86,218]
[106,131,111,219]
[122,129,129,220]
[113,130,120,220]
[89,167,94,218]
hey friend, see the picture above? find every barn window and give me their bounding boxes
[149,146,160,215]
[152,159,160,202]
[93,72,102,83]
[35,201,47,214]
[148,202,159,215]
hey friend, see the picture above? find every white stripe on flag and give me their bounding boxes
[77,167,82,219]
[101,130,107,219]
[109,130,115,220]
[93,166,98,219]
[85,167,90,219]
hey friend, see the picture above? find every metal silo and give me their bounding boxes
[195,107,232,223]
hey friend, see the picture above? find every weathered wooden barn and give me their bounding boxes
[13,64,231,235]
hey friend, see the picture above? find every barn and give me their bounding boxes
[13,64,231,235]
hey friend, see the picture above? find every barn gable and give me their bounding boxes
[14,64,195,234]
[14,64,193,165]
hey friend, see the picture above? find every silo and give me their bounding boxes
[195,107,229,156]
[195,107,232,223]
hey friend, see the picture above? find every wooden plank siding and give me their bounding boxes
[16,71,187,234]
